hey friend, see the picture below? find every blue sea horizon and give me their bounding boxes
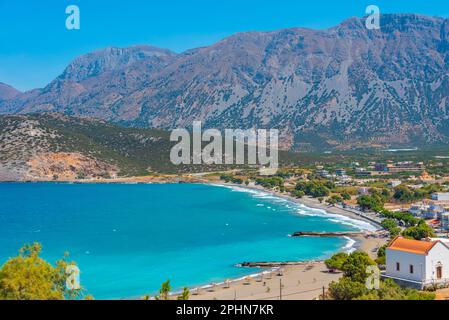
[0,182,375,299]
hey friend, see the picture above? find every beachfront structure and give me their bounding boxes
[432,193,449,202]
[441,213,449,230]
[386,162,426,173]
[408,204,429,217]
[422,204,445,220]
[390,180,402,188]
[384,236,449,289]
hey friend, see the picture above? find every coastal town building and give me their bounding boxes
[422,204,445,220]
[390,180,402,188]
[355,168,372,176]
[385,236,449,289]
[408,204,429,217]
[386,162,426,173]
[441,213,449,231]
[374,162,426,174]
[432,193,449,202]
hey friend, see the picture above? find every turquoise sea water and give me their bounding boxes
[0,183,375,299]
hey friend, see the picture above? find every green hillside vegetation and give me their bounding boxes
[0,114,309,177]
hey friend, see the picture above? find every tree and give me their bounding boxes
[177,287,190,300]
[325,252,349,270]
[0,243,87,300]
[375,245,387,265]
[328,277,368,300]
[295,181,331,198]
[393,186,417,203]
[290,190,305,198]
[380,218,401,236]
[326,195,343,205]
[402,221,436,240]
[341,192,351,201]
[341,251,376,283]
[357,194,384,212]
[155,280,171,300]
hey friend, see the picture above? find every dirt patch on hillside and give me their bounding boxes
[25,152,119,181]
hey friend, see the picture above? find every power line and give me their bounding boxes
[256,287,324,300]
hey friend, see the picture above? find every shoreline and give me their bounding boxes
[211,181,382,230]
[169,182,386,300]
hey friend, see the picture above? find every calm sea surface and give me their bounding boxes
[0,183,375,299]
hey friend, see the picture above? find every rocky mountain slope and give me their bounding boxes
[0,114,178,180]
[1,14,449,150]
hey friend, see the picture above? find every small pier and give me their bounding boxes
[240,261,320,268]
[291,231,364,237]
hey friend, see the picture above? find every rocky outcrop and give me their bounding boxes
[25,152,119,181]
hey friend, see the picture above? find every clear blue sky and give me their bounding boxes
[0,0,448,91]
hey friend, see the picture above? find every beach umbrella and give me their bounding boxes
[243,276,252,285]
[224,279,231,288]
[208,282,217,291]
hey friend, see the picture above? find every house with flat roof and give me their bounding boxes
[432,193,449,202]
[384,236,449,289]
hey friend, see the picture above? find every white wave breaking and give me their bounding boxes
[342,236,357,253]
[217,184,378,232]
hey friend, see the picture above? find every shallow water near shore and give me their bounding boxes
[0,183,372,299]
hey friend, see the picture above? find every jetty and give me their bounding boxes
[240,261,322,268]
[291,231,365,237]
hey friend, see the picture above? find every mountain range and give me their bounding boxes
[1,14,449,151]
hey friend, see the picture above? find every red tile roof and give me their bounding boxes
[387,236,437,255]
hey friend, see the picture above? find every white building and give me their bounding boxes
[432,193,449,201]
[384,236,449,289]
[390,180,402,188]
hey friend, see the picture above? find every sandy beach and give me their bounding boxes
[168,182,388,300]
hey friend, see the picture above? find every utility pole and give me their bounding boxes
[279,279,282,300]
